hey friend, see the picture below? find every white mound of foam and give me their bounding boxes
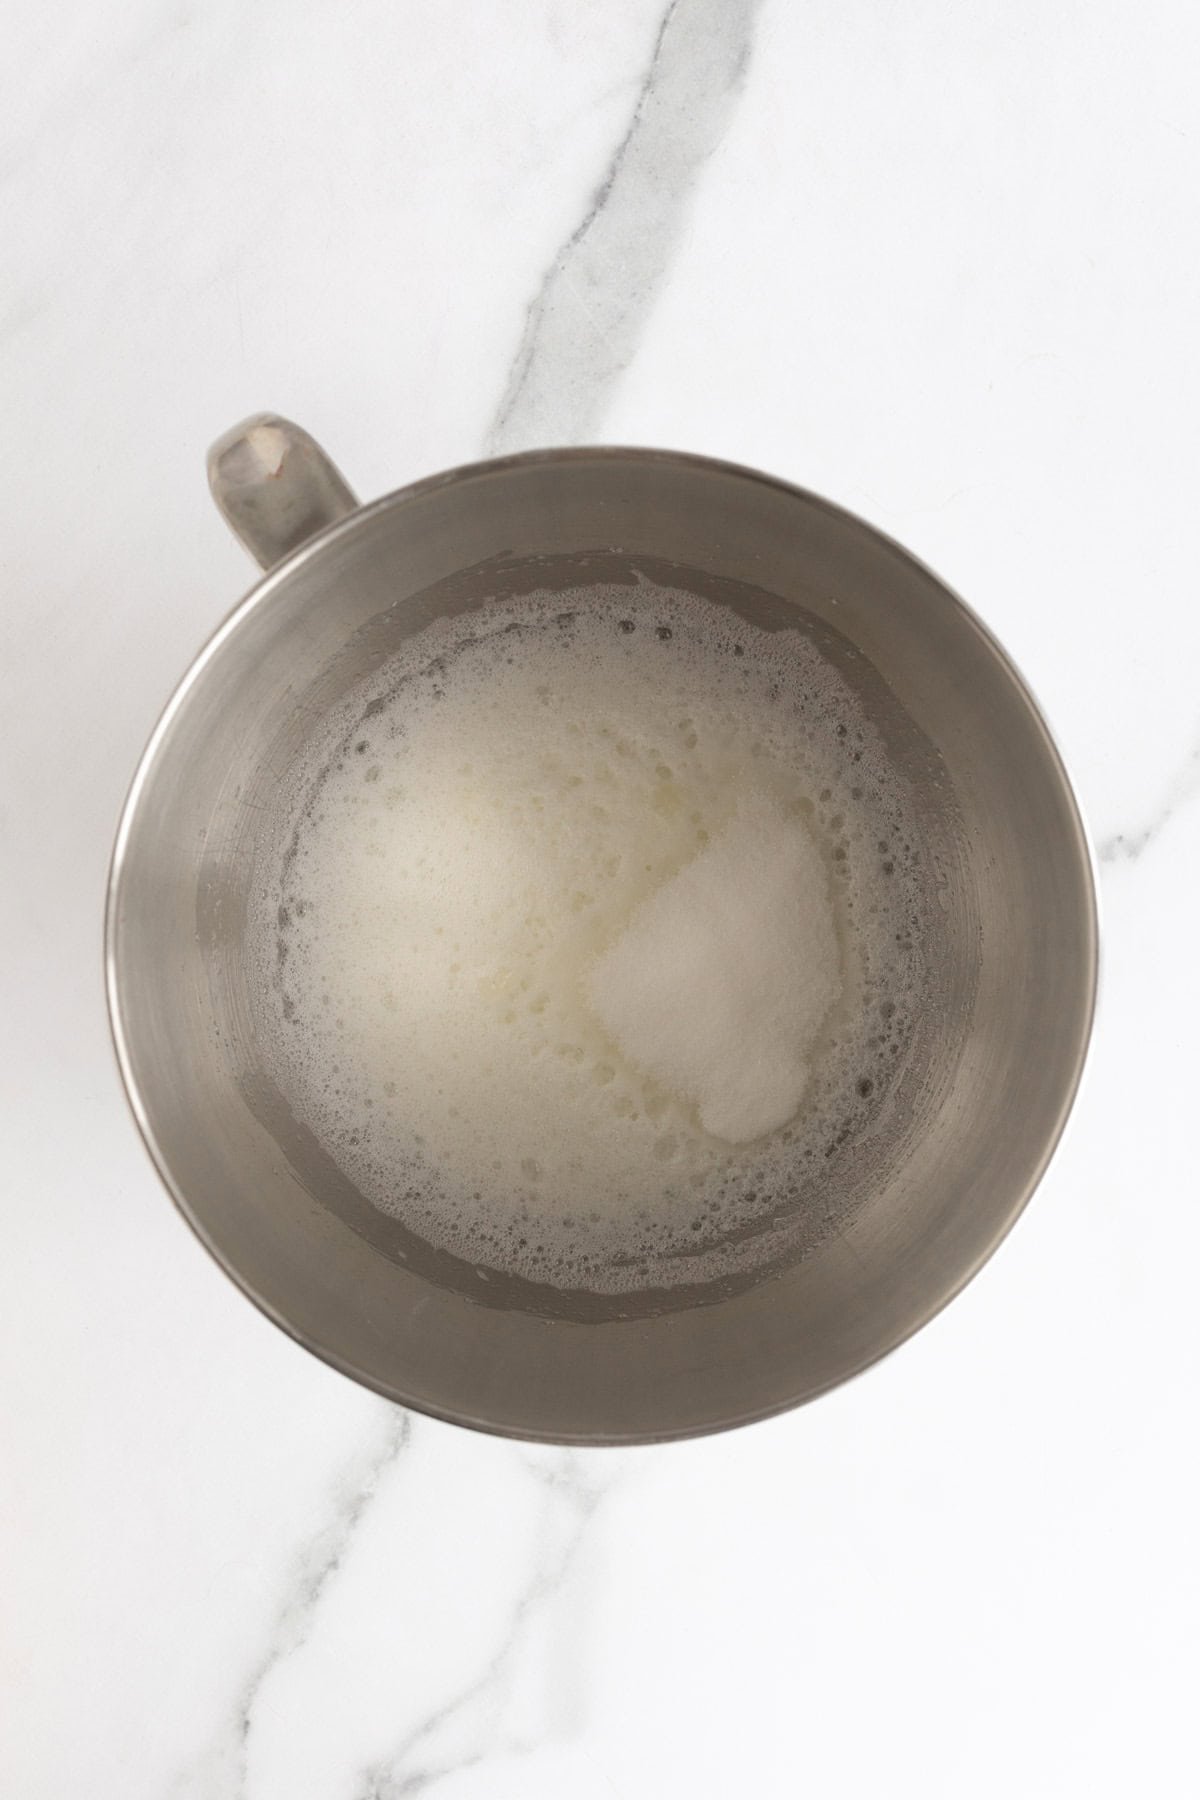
[587,795,840,1143]
[248,579,927,1294]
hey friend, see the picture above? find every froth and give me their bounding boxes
[249,580,926,1295]
[587,793,840,1144]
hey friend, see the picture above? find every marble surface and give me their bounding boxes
[4,1,1200,1794]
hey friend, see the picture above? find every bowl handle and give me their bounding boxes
[206,413,358,570]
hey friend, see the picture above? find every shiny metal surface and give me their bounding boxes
[107,419,1098,1443]
[207,412,358,569]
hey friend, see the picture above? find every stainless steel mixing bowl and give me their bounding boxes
[106,416,1098,1442]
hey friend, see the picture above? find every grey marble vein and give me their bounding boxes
[353,1451,618,1798]
[486,0,762,455]
[1098,727,1200,866]
[171,1408,411,1799]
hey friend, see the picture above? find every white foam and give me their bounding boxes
[587,795,840,1143]
[248,580,927,1293]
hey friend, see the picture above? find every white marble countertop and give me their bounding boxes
[4,2,1200,1794]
